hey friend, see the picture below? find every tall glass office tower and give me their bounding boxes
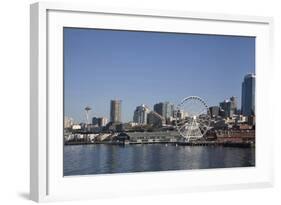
[241,73,255,116]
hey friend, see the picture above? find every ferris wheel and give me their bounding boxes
[175,96,210,141]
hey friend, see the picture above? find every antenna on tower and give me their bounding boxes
[84,106,92,125]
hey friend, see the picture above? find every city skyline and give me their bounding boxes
[65,92,249,124]
[64,28,255,123]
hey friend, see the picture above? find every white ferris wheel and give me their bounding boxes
[175,96,211,142]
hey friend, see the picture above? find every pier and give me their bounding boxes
[64,130,255,148]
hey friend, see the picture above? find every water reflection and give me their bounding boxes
[64,144,255,176]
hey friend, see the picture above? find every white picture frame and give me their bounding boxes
[30,2,274,202]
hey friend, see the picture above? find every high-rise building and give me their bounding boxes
[153,102,174,119]
[133,104,149,124]
[173,109,188,120]
[110,100,122,123]
[230,96,238,115]
[220,100,232,118]
[93,117,108,127]
[92,117,99,126]
[92,117,107,127]
[153,103,163,116]
[98,117,108,127]
[209,106,220,118]
[219,96,238,118]
[241,74,255,116]
[147,111,166,127]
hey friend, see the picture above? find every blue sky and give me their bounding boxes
[64,28,255,123]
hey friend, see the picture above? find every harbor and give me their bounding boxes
[64,142,255,176]
[64,129,255,148]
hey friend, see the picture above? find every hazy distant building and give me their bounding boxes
[242,74,255,116]
[219,109,226,118]
[147,111,166,127]
[230,96,238,115]
[154,103,164,116]
[93,117,108,127]
[64,117,74,128]
[220,100,233,118]
[209,106,220,118]
[219,96,238,118]
[173,109,188,120]
[110,100,122,123]
[98,117,108,127]
[153,102,174,119]
[92,117,99,126]
[72,124,81,130]
[248,115,256,126]
[133,104,149,124]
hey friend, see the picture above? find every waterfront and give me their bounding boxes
[64,144,255,176]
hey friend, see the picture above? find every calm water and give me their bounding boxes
[64,144,255,176]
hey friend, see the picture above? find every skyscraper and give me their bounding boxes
[98,117,108,127]
[147,111,166,127]
[92,117,99,126]
[219,100,232,118]
[92,117,108,127]
[110,100,122,123]
[133,104,149,124]
[241,74,255,116]
[209,106,220,118]
[153,102,174,119]
[230,96,238,115]
[173,109,187,120]
[219,96,238,118]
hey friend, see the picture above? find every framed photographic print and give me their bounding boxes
[30,2,274,202]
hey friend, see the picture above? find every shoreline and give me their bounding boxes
[64,140,255,148]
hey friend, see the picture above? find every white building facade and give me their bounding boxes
[133,104,149,124]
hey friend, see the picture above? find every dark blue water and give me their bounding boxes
[64,144,255,176]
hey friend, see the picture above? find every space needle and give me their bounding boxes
[84,106,92,125]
